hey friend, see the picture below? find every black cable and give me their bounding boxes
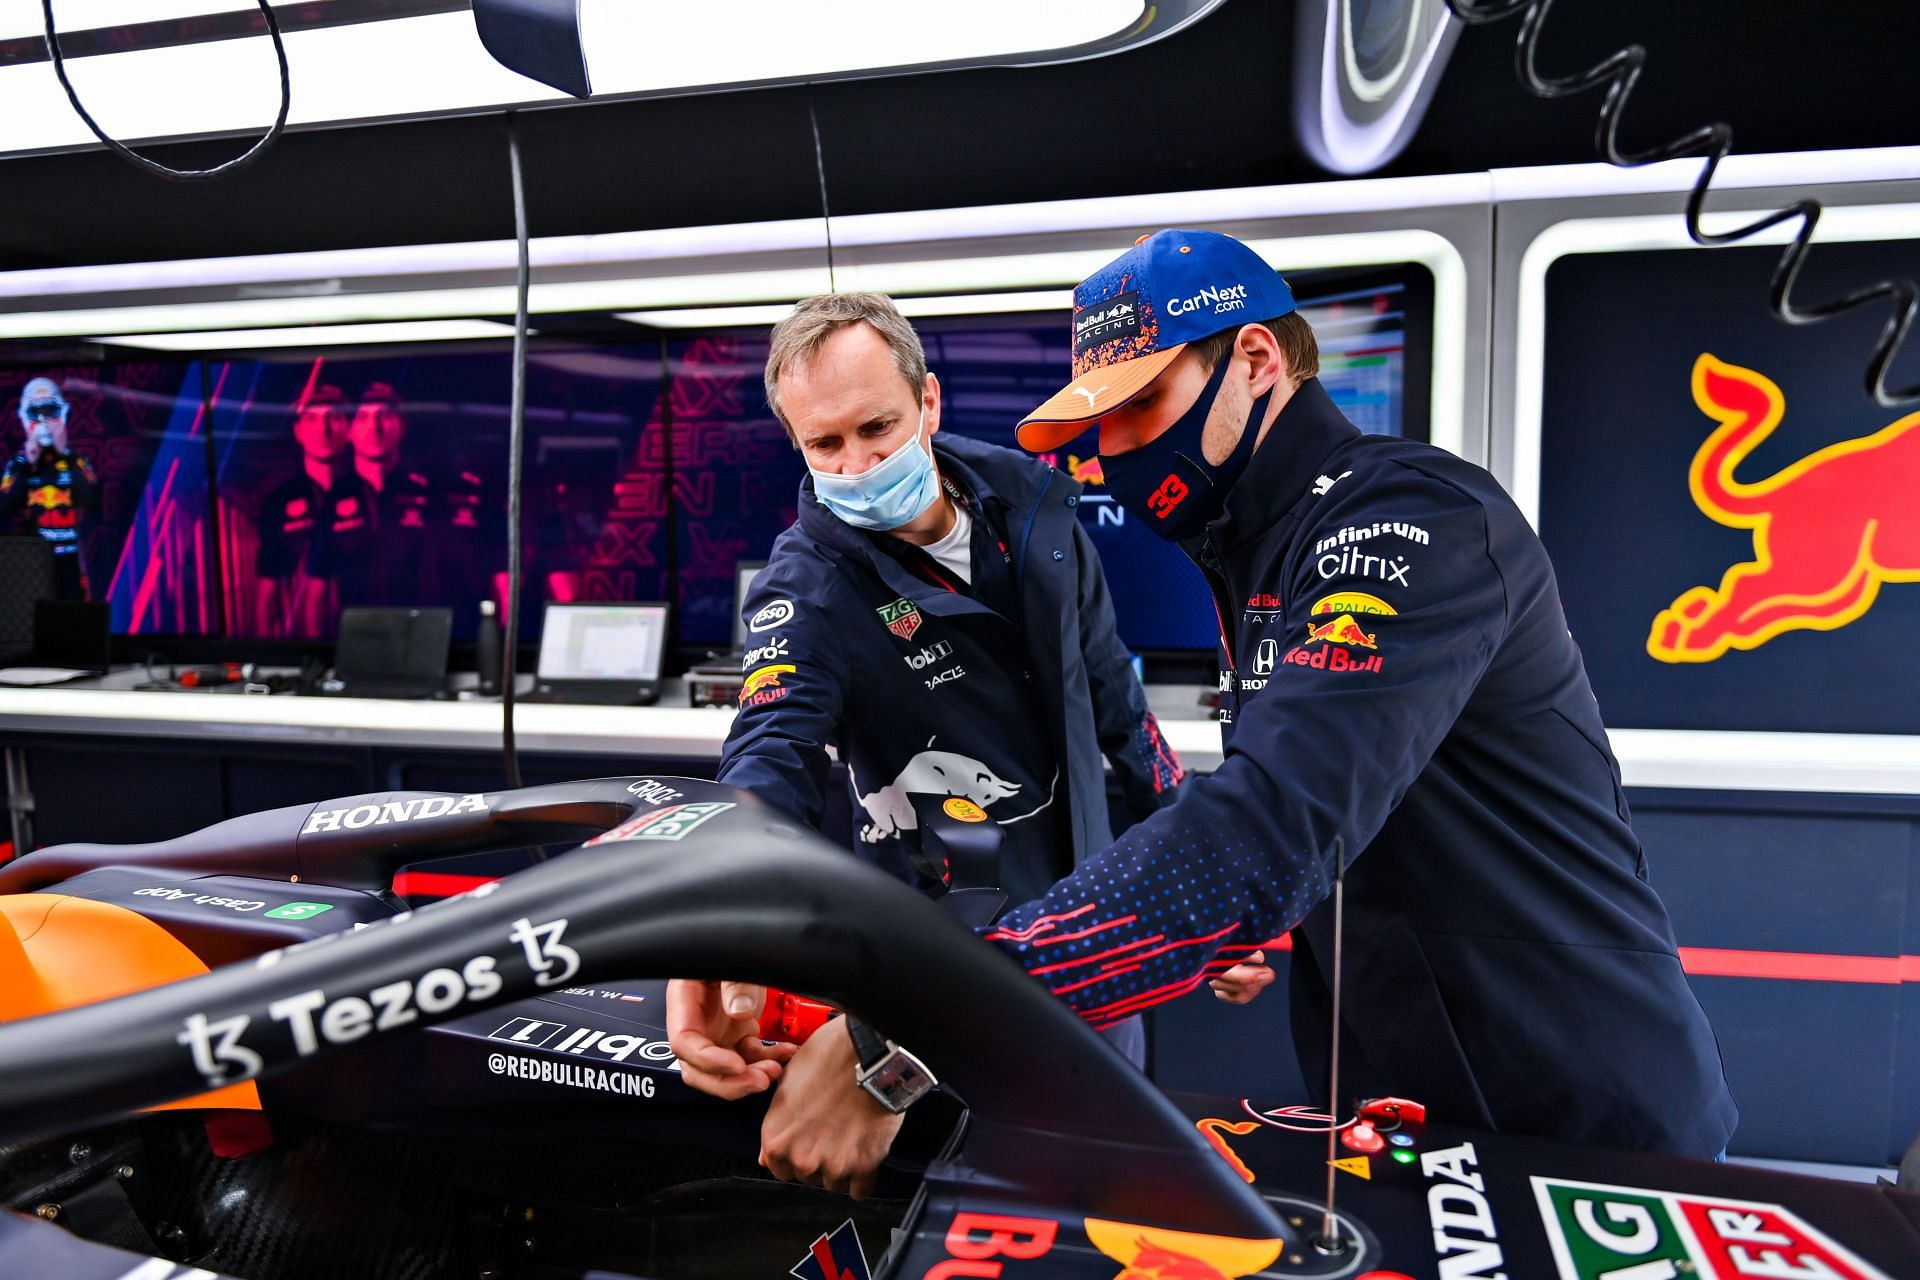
[41,0,291,181]
[1444,0,1919,407]
[500,111,530,792]
[806,84,837,293]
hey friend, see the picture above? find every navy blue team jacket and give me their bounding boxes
[987,379,1738,1157]
[718,433,1182,906]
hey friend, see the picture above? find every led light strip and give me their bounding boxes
[618,290,1076,330]
[5,146,1910,305]
[92,319,518,349]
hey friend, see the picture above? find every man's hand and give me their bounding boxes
[666,978,795,1099]
[21,434,39,465]
[759,1016,904,1200]
[1209,948,1276,1004]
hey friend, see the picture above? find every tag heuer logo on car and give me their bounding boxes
[588,802,735,846]
[1533,1176,1893,1280]
[877,598,922,641]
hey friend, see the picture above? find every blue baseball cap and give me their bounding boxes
[1017,229,1296,452]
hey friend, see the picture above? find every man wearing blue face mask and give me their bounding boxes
[669,292,1183,1195]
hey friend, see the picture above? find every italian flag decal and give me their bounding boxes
[1533,1177,1892,1280]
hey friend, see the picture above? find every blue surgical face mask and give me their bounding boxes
[809,404,940,532]
[1099,356,1272,542]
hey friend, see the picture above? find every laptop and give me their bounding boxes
[729,560,767,654]
[686,560,764,706]
[328,606,453,699]
[527,602,669,706]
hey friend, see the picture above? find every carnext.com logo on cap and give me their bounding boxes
[1073,290,1141,352]
[1167,282,1249,318]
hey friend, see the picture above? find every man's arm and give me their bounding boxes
[1072,520,1185,819]
[673,571,854,1095]
[714,574,849,829]
[67,453,98,514]
[987,467,1509,1026]
[0,458,24,523]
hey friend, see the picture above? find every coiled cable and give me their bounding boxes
[1444,0,1918,406]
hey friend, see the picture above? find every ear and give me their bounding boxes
[923,371,942,437]
[1236,323,1288,397]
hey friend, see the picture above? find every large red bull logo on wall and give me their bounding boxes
[1648,354,1920,663]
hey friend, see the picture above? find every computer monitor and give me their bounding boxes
[332,606,454,699]
[534,602,669,705]
[730,561,767,652]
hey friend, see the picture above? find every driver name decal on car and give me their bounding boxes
[302,793,488,835]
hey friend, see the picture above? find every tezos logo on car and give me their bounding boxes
[176,914,576,1090]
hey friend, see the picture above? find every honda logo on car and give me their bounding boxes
[303,793,487,835]
[1422,1142,1508,1279]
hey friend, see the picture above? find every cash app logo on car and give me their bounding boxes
[265,901,335,921]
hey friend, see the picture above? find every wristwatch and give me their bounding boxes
[845,1017,938,1114]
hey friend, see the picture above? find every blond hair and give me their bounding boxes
[764,292,927,440]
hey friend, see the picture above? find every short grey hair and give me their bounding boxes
[763,292,927,440]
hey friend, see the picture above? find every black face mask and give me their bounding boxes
[1099,356,1273,542]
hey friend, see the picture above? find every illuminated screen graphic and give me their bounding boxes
[0,262,1431,657]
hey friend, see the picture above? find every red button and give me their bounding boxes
[1342,1122,1386,1154]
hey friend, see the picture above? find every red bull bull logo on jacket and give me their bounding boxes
[1284,610,1385,674]
[1648,354,1920,663]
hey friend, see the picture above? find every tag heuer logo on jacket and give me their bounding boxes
[877,598,922,640]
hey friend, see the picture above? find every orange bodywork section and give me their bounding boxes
[0,894,260,1111]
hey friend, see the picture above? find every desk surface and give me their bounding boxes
[4,675,1919,794]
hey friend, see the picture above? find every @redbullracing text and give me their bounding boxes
[487,1051,659,1098]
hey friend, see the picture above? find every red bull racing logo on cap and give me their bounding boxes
[1648,354,1920,663]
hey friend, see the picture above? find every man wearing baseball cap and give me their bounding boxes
[992,229,1735,1156]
